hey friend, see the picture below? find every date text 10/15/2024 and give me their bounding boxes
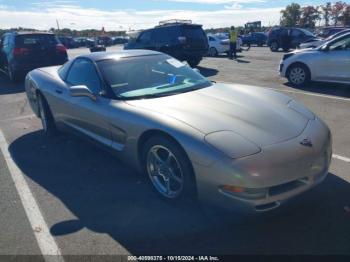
[127,256,220,261]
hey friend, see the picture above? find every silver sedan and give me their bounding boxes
[25,50,332,212]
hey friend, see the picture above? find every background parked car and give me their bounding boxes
[267,27,316,52]
[300,29,350,49]
[241,32,267,47]
[316,26,349,38]
[97,36,113,46]
[0,31,68,82]
[58,36,77,49]
[280,32,350,87]
[124,20,209,67]
[112,36,129,45]
[207,34,229,57]
[74,37,94,48]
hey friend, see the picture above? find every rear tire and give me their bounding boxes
[208,47,218,57]
[142,136,196,202]
[287,63,310,87]
[37,93,57,137]
[187,59,201,68]
[270,41,279,52]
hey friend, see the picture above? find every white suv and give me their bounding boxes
[280,32,350,86]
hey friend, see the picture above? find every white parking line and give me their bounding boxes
[0,114,35,122]
[268,88,350,102]
[333,154,350,163]
[0,130,64,262]
[217,82,350,102]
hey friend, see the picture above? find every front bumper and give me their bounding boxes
[279,61,286,77]
[194,117,332,213]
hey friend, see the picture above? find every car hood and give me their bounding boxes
[291,47,317,54]
[126,83,309,147]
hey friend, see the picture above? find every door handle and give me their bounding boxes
[55,89,63,94]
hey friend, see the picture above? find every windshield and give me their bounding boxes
[300,28,315,37]
[327,30,350,40]
[97,55,212,99]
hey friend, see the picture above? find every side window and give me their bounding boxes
[291,29,302,37]
[155,27,180,45]
[58,60,73,80]
[208,36,215,42]
[138,31,153,44]
[329,36,350,51]
[66,59,102,94]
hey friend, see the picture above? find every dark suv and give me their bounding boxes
[124,20,209,67]
[0,32,68,82]
[267,27,316,52]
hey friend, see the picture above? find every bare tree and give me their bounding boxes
[340,4,350,26]
[332,1,347,25]
[280,3,302,27]
[321,2,332,26]
[300,6,321,28]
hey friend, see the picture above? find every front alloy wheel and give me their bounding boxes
[143,136,196,201]
[147,145,184,199]
[288,65,309,87]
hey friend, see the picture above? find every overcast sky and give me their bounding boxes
[0,0,334,30]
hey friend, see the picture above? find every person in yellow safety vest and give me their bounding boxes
[229,26,238,60]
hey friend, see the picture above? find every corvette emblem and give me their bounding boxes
[300,138,313,147]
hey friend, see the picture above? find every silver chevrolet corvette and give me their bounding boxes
[25,50,332,212]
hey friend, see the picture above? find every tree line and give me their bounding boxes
[281,1,350,29]
[0,27,126,38]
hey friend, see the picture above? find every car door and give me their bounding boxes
[290,29,304,48]
[62,58,113,146]
[314,34,350,83]
[0,35,9,71]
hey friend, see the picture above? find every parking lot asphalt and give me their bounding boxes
[0,45,349,257]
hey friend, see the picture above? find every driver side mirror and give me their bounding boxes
[69,85,97,101]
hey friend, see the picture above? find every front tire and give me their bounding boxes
[287,64,310,87]
[270,41,279,52]
[142,136,196,201]
[37,93,57,136]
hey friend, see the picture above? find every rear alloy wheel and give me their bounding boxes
[287,64,310,87]
[270,41,279,52]
[208,47,218,57]
[37,93,57,136]
[143,136,196,201]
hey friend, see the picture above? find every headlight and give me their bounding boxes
[205,131,261,159]
[288,100,315,120]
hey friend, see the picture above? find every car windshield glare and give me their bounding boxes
[97,55,212,99]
